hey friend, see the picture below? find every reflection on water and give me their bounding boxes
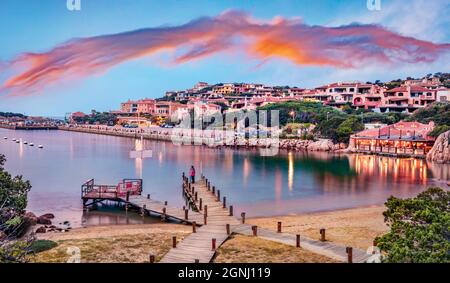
[1,128,449,226]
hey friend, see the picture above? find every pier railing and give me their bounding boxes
[81,178,142,199]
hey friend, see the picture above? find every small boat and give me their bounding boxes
[15,140,20,143]
[38,145,43,149]
[23,141,28,144]
[12,138,16,141]
[29,143,34,146]
[3,137,7,140]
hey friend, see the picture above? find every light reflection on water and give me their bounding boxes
[0,128,449,227]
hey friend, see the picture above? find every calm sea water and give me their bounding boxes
[1,128,449,227]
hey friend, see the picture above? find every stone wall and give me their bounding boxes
[427,130,450,164]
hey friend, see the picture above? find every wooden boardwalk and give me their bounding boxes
[160,176,240,263]
[232,224,370,263]
[125,195,204,224]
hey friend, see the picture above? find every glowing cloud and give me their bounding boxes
[2,10,449,95]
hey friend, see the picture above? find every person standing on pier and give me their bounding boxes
[189,165,196,183]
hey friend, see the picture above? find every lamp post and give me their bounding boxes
[289,110,296,124]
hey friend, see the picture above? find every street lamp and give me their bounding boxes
[289,110,296,123]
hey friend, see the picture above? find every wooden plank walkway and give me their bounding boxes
[160,176,240,263]
[232,224,370,263]
[123,195,204,224]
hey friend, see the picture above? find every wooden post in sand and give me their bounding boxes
[223,196,226,208]
[252,225,258,236]
[229,205,233,216]
[172,236,177,248]
[226,224,230,235]
[241,212,246,224]
[192,222,196,233]
[211,238,216,250]
[149,254,155,263]
[320,228,326,242]
[346,247,353,263]
[277,222,282,233]
[296,235,300,248]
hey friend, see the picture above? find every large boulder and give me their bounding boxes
[24,212,38,226]
[307,139,335,151]
[37,216,52,225]
[427,130,450,164]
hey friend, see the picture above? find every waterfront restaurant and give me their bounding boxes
[349,121,436,156]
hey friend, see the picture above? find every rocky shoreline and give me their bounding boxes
[59,125,346,152]
[427,130,450,164]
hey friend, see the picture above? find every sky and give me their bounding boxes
[0,0,449,116]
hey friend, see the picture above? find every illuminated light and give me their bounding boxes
[288,152,294,192]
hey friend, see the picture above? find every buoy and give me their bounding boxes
[38,145,43,148]
[29,143,34,146]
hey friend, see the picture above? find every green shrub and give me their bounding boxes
[28,240,57,254]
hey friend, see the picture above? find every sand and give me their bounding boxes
[247,205,389,250]
[34,205,388,262]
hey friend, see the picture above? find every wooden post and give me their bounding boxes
[252,225,257,236]
[217,190,221,201]
[184,209,188,220]
[346,247,353,263]
[211,238,216,250]
[192,186,194,194]
[223,196,226,208]
[126,191,130,202]
[212,186,215,194]
[147,194,150,199]
[204,213,207,225]
[195,259,199,263]
[296,234,300,248]
[226,224,230,235]
[320,228,326,242]
[172,236,177,248]
[277,221,282,233]
[141,205,146,217]
[241,212,246,224]
[149,254,155,263]
[229,205,233,216]
[192,222,196,233]
[199,198,202,210]
[164,201,168,206]
[195,192,198,202]
[204,205,208,217]
[162,207,166,221]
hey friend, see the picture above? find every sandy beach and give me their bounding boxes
[248,205,388,250]
[34,205,388,262]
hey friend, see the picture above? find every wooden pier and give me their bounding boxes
[81,178,203,224]
[81,176,371,263]
[160,174,240,263]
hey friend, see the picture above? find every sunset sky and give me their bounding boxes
[0,0,449,116]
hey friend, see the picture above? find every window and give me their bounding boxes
[398,93,404,96]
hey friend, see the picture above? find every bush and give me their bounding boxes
[28,240,57,254]
[376,187,450,263]
[428,125,450,138]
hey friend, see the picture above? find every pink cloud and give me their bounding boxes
[2,10,449,95]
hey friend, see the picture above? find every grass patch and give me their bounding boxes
[214,234,337,263]
[29,240,58,254]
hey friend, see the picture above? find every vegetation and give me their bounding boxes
[72,111,118,125]
[258,101,366,143]
[376,187,450,263]
[406,103,450,127]
[0,112,27,118]
[28,240,57,254]
[0,154,34,263]
[428,125,450,138]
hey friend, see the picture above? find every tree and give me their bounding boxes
[376,187,450,263]
[1,154,34,263]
